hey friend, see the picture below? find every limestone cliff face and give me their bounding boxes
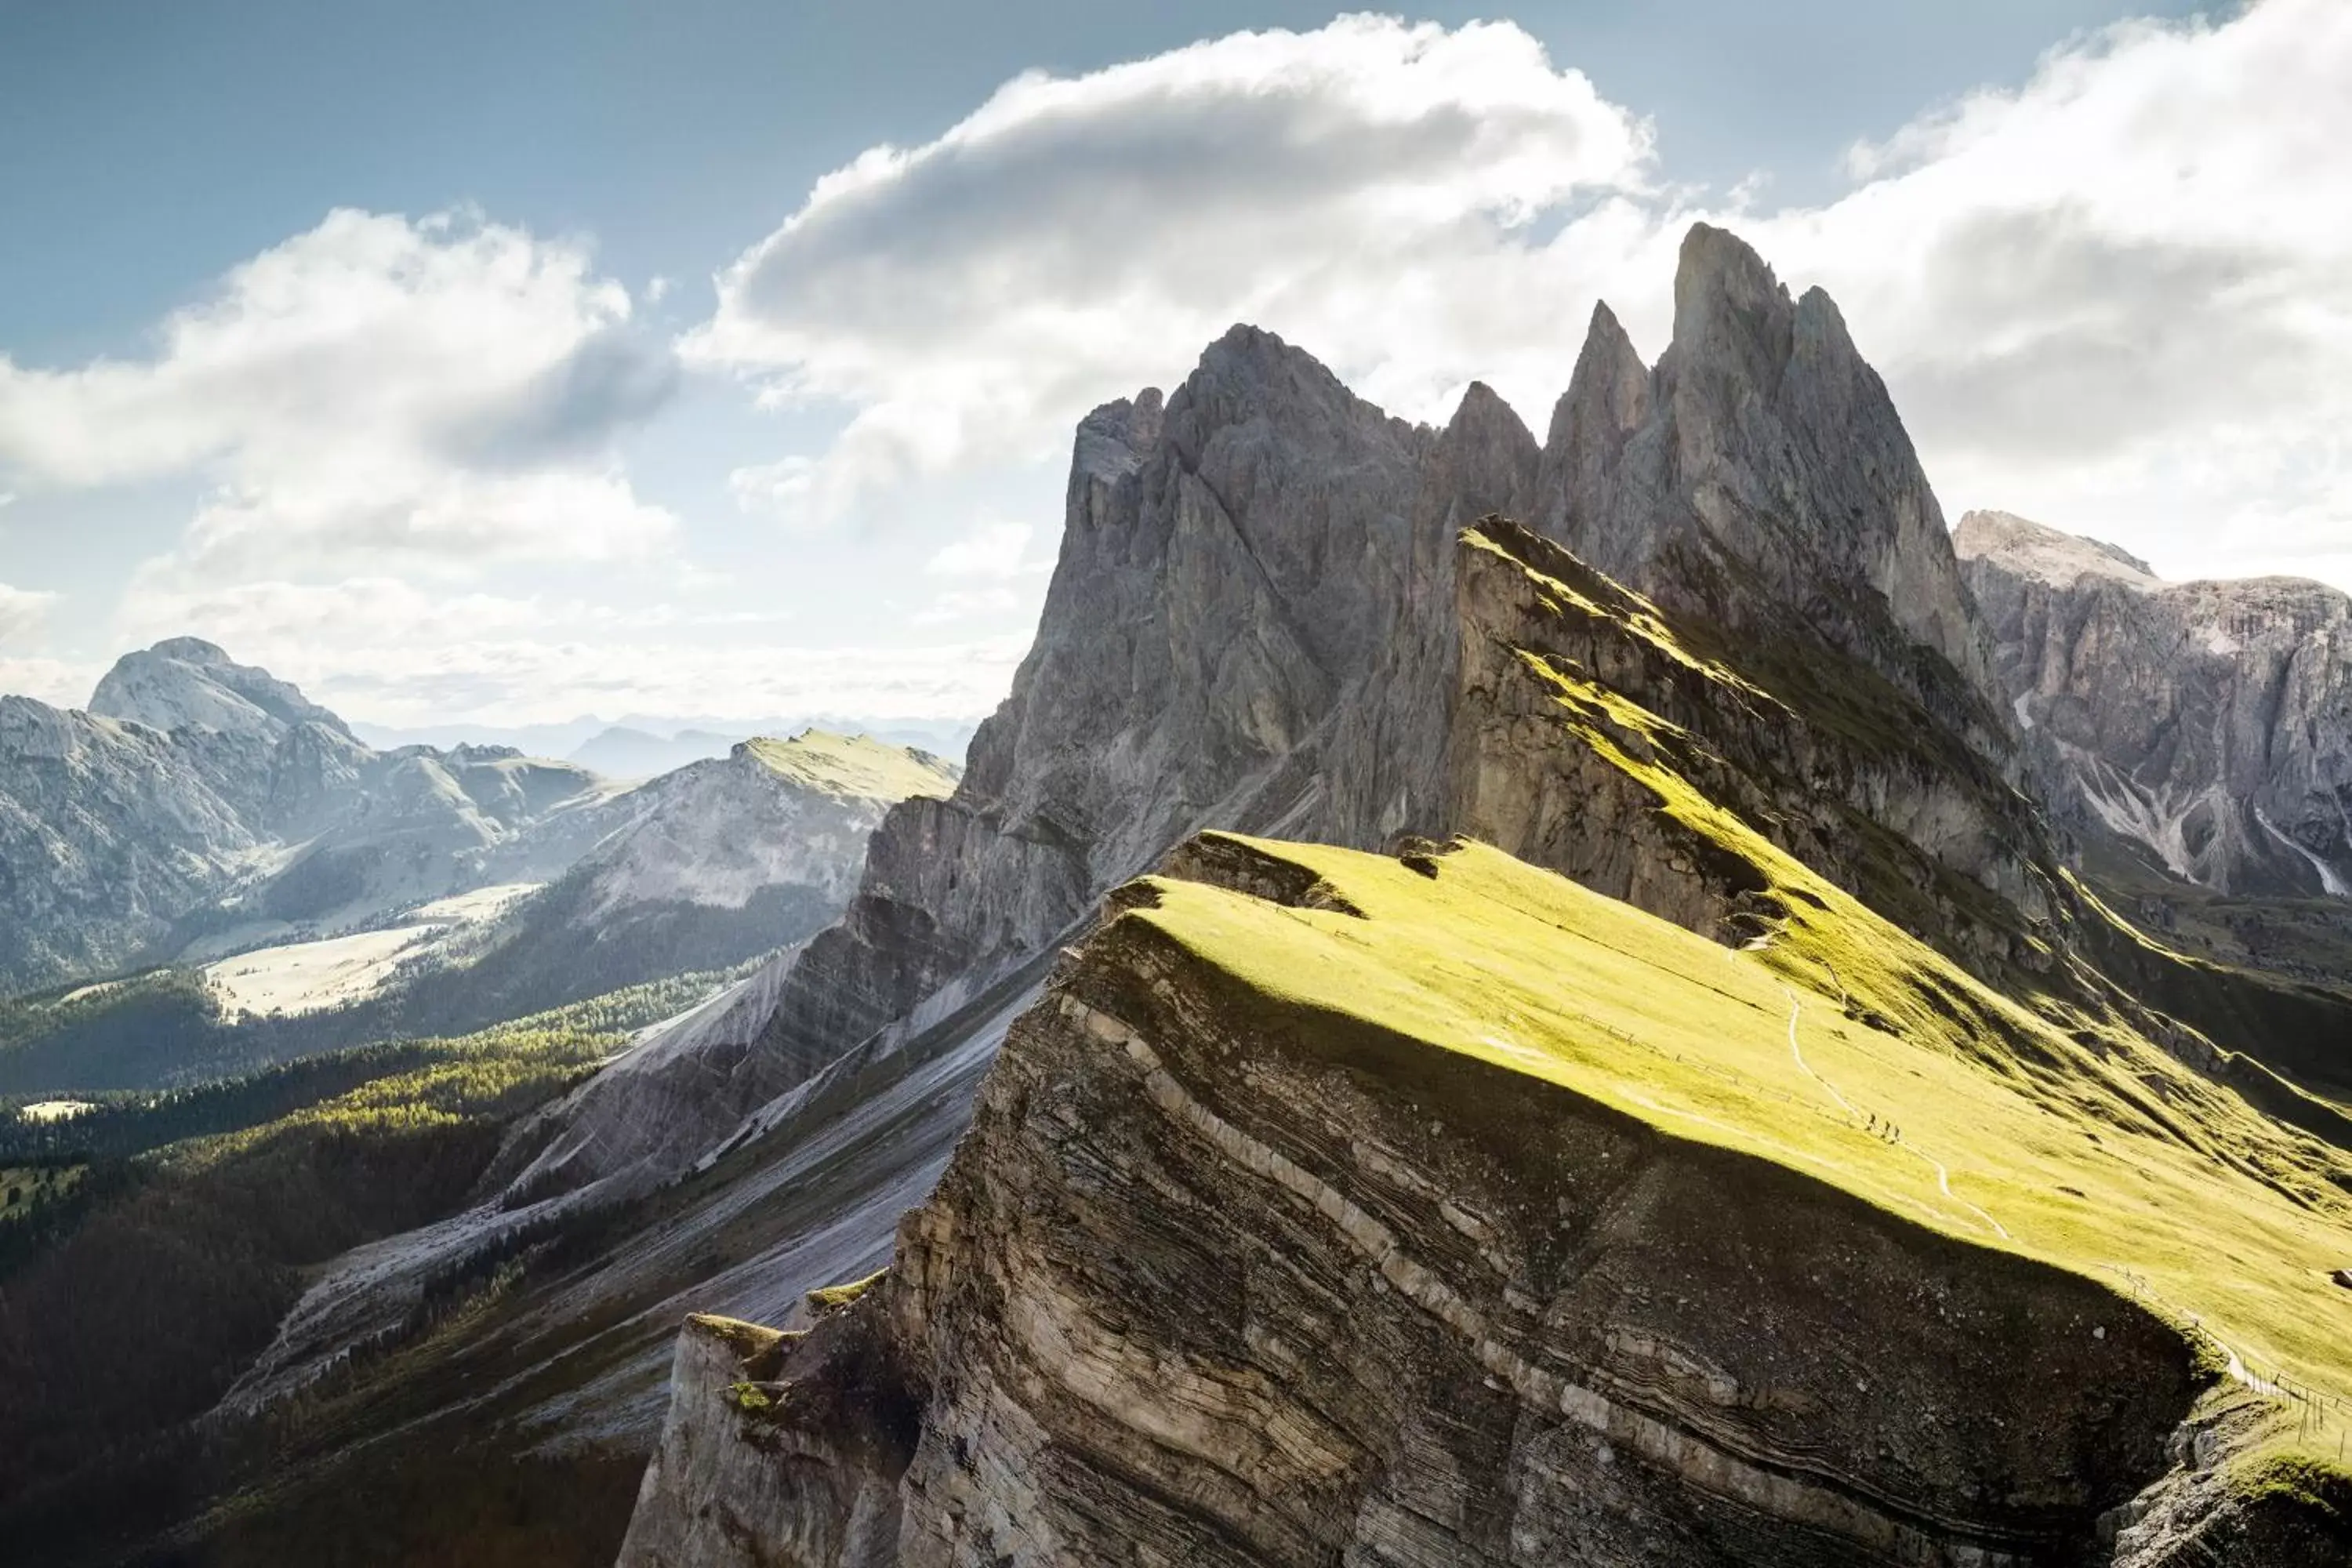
[518,227,2040,1206]
[1955,510,2352,898]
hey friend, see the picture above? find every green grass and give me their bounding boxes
[742,730,960,803]
[806,1268,887,1313]
[1121,825,2352,1471]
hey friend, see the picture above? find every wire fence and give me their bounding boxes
[2105,1265,2352,1454]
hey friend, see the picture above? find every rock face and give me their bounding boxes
[1956,510,2352,897]
[517,224,2035,1208]
[1541,227,2005,746]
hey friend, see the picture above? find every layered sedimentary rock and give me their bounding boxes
[1956,509,2352,898]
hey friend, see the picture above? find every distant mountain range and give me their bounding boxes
[1958,509,2352,899]
[348,714,979,771]
[0,640,960,1005]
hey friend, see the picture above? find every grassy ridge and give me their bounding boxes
[742,729,960,802]
[1132,828,2352,1478]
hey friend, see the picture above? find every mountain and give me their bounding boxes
[0,646,630,996]
[568,726,750,779]
[88,636,351,739]
[1957,509,2352,900]
[496,223,2064,1210]
[410,732,960,1029]
[35,226,2352,1565]
[0,695,270,989]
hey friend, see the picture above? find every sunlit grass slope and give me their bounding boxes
[742,730,960,803]
[1125,823,2352,1465]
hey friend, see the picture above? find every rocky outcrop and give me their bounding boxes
[1956,510,2352,897]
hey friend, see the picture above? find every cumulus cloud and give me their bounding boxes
[697,2,2352,587]
[0,207,678,576]
[924,520,1035,580]
[1736,2,2352,580]
[0,582,56,644]
[689,13,1654,522]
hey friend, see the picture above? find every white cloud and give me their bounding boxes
[694,2,2352,588]
[728,455,816,520]
[1730,0,2352,582]
[0,207,678,577]
[105,569,1011,726]
[924,520,1034,579]
[689,14,1653,524]
[0,655,96,707]
[0,582,57,644]
[911,587,1021,627]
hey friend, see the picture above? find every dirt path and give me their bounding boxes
[1777,985,2010,1241]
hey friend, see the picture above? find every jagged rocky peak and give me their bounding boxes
[1541,223,2002,724]
[1538,300,1649,540]
[1442,378,1539,488]
[1957,510,2352,898]
[89,635,351,739]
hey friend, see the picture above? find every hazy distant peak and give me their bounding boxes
[1951,510,2159,590]
[739,729,960,804]
[88,638,351,740]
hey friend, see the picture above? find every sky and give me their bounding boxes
[6,0,2343,735]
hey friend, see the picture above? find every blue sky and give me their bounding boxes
[8,0,2344,734]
